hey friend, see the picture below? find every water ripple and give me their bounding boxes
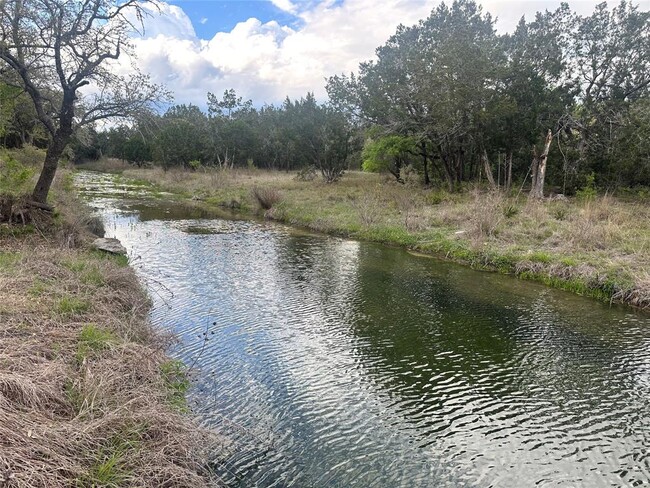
[77,171,650,487]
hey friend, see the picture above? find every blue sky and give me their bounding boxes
[170,1,302,38]
[125,0,606,107]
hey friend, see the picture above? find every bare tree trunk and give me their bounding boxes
[506,150,513,191]
[482,149,496,190]
[529,129,552,199]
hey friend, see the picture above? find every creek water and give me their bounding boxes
[76,171,650,487]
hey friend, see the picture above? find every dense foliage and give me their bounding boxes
[1,0,648,192]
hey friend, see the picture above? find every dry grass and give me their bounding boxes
[0,173,221,487]
[251,186,282,210]
[76,158,133,173]
[120,166,650,309]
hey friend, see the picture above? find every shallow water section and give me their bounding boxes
[77,171,650,487]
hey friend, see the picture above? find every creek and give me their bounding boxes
[77,171,650,487]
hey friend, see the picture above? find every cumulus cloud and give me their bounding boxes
[270,0,299,14]
[125,0,603,107]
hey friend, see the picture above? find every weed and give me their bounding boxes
[78,430,142,488]
[81,267,105,286]
[552,204,570,221]
[0,156,35,196]
[63,258,88,273]
[353,190,381,228]
[560,257,578,266]
[502,203,519,219]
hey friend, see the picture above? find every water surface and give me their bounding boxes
[77,171,650,487]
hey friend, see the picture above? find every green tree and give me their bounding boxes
[362,135,416,182]
[0,0,167,204]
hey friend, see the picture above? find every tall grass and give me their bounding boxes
[119,166,650,309]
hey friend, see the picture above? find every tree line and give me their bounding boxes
[1,0,649,204]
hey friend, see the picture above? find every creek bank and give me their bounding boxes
[0,173,219,487]
[91,166,650,311]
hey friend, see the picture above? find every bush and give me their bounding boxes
[7,145,46,167]
[251,186,282,210]
[502,203,519,218]
[576,173,597,203]
[399,164,420,187]
[295,166,317,181]
[0,156,35,196]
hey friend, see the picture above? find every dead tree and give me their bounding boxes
[529,129,553,199]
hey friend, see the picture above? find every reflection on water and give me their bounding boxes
[77,171,650,487]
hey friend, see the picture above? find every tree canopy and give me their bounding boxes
[0,0,167,203]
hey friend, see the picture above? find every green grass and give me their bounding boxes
[0,251,20,270]
[88,249,129,267]
[76,324,118,364]
[528,251,553,263]
[77,429,142,488]
[160,360,191,412]
[29,278,48,297]
[0,223,35,237]
[56,296,90,317]
[117,167,650,308]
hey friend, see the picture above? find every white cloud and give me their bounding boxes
[200,17,208,25]
[270,0,298,14]
[126,0,604,108]
[137,1,196,39]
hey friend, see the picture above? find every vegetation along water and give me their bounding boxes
[1,0,649,485]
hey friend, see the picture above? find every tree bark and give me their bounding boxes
[32,92,75,204]
[506,150,513,192]
[31,133,69,203]
[482,148,496,190]
[529,129,553,199]
[420,141,430,186]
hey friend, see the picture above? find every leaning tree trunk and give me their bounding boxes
[32,130,71,204]
[32,94,75,205]
[482,149,497,190]
[529,129,553,200]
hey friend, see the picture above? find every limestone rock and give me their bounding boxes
[92,237,127,255]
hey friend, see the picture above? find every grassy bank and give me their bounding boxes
[110,165,650,310]
[1,158,218,486]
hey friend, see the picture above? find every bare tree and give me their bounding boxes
[0,0,168,205]
[529,129,553,199]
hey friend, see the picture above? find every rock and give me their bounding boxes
[92,237,127,255]
[549,193,568,201]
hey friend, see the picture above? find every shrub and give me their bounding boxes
[552,204,570,221]
[295,166,317,181]
[353,190,381,227]
[251,186,282,210]
[0,156,34,196]
[576,173,597,202]
[502,203,519,218]
[399,164,420,187]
